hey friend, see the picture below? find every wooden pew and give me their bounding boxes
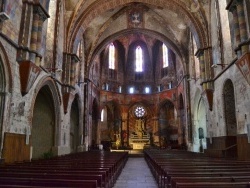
[0,166,111,187]
[175,181,250,188]
[171,176,250,188]
[0,151,128,188]
[0,173,103,188]
[144,149,250,188]
[0,177,98,187]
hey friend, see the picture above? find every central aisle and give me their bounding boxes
[113,157,158,188]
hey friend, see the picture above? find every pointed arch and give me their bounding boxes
[70,96,80,153]
[158,100,178,148]
[31,85,56,159]
[30,77,61,157]
[192,88,208,152]
[223,79,237,136]
[0,44,13,156]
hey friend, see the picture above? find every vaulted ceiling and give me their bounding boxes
[65,0,210,70]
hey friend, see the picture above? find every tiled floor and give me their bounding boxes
[113,157,158,188]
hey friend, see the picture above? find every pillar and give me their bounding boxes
[197,50,206,89]
[30,11,39,62]
[232,6,242,57]
[35,17,44,66]
[237,1,249,54]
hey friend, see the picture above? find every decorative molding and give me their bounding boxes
[201,89,213,111]
[62,92,73,114]
[33,4,50,21]
[19,60,41,95]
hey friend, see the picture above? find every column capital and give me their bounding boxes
[33,3,50,21]
[195,46,212,57]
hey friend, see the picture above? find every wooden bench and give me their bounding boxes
[0,173,103,188]
[175,181,250,188]
[144,149,250,188]
[0,177,98,187]
[171,176,250,188]
[0,166,111,187]
[0,151,128,188]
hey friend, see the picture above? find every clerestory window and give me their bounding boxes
[135,46,143,72]
[109,43,115,70]
[163,44,169,68]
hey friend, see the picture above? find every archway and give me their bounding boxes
[31,86,55,159]
[179,93,186,147]
[192,89,207,152]
[91,98,99,148]
[223,79,237,136]
[0,56,5,151]
[100,106,112,150]
[70,97,79,153]
[99,101,122,149]
[128,103,150,150]
[158,100,178,148]
[196,98,207,152]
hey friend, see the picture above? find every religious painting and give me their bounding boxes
[127,6,144,28]
[236,52,250,85]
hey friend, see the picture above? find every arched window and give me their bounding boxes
[101,109,104,122]
[135,46,143,72]
[163,44,169,68]
[109,43,115,69]
[77,40,82,58]
[129,87,134,94]
[145,87,150,94]
[192,35,200,79]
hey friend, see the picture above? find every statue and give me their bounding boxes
[136,119,145,138]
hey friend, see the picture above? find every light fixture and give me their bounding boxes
[77,81,87,86]
[211,64,228,68]
[0,12,10,22]
[187,77,199,81]
[40,66,63,73]
[45,68,63,72]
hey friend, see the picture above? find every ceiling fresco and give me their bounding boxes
[65,0,210,69]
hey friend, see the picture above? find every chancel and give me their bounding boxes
[0,0,250,187]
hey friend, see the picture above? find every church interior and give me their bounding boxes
[0,0,250,187]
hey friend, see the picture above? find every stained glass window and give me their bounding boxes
[135,46,143,72]
[163,44,169,68]
[134,106,146,118]
[109,43,115,69]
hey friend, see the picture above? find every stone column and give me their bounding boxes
[30,11,39,62]
[35,16,44,66]
[204,47,213,90]
[232,6,241,57]
[237,1,249,54]
[62,53,71,89]
[70,60,76,86]
[197,50,206,89]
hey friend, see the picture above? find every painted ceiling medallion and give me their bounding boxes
[128,6,144,28]
[130,12,141,25]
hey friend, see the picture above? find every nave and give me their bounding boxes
[113,157,158,188]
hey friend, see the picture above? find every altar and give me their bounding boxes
[129,132,150,149]
[129,117,150,149]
